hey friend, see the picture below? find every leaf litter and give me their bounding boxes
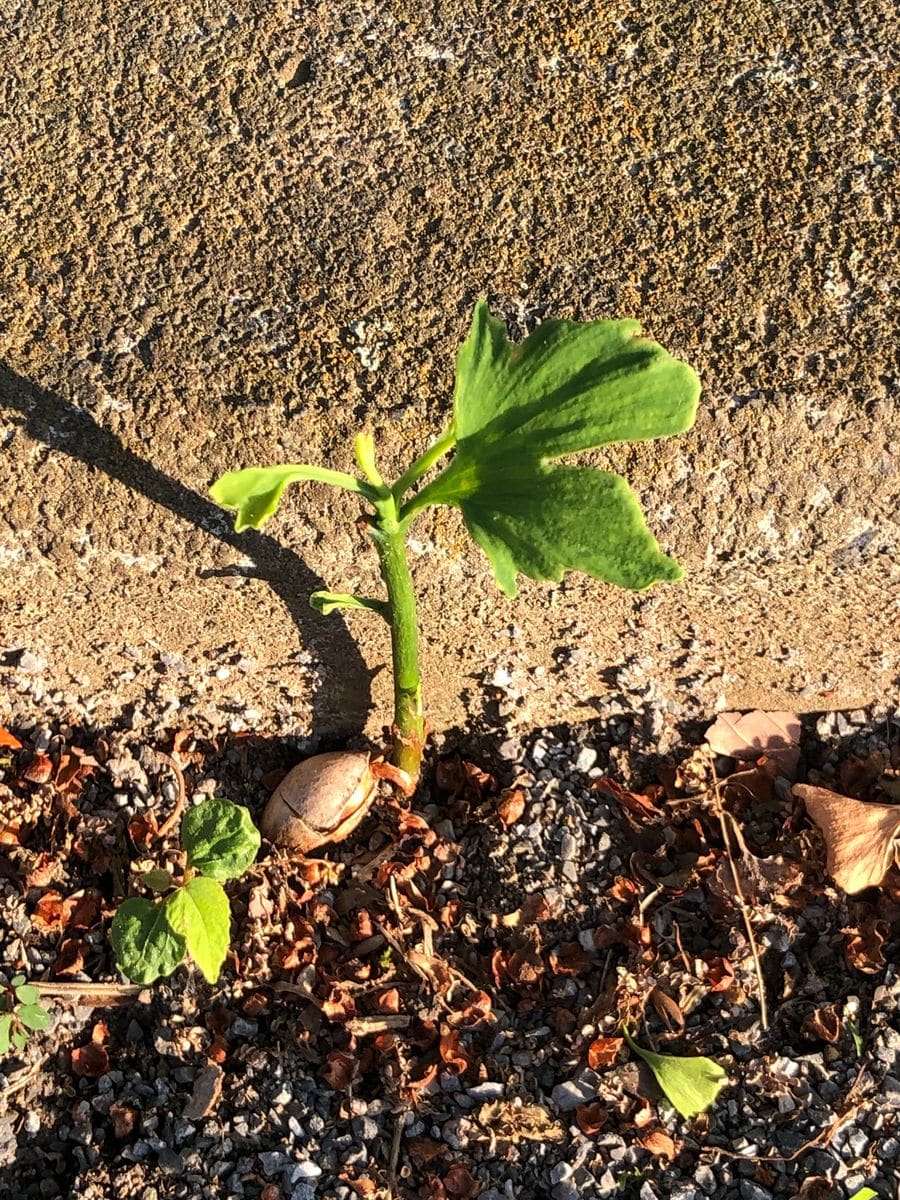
[0,705,898,1199]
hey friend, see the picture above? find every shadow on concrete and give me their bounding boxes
[0,363,373,737]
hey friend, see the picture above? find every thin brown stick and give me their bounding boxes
[387,1110,404,1198]
[707,1061,869,1162]
[155,751,186,840]
[705,748,769,1032]
[34,981,144,1005]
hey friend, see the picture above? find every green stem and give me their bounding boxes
[391,421,457,504]
[369,493,425,781]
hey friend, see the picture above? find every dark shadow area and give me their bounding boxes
[0,364,373,738]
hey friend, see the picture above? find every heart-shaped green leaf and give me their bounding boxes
[0,1013,12,1055]
[623,1028,726,1118]
[17,1003,50,1032]
[165,877,230,984]
[110,897,187,984]
[407,302,700,596]
[182,797,260,881]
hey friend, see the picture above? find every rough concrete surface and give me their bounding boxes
[1,1,898,743]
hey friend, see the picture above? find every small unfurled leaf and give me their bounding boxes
[0,1013,12,1054]
[706,710,801,779]
[182,797,260,881]
[408,301,700,597]
[166,877,230,984]
[623,1028,726,1118]
[210,464,373,532]
[14,982,39,1006]
[848,1189,878,1200]
[12,1028,26,1052]
[793,784,900,893]
[17,1003,50,1032]
[10,974,25,988]
[110,897,186,984]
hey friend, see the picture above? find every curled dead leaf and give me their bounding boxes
[636,1128,678,1159]
[496,787,526,827]
[794,783,900,893]
[587,1036,623,1069]
[109,1103,138,1138]
[800,1004,841,1043]
[71,1041,109,1078]
[843,919,888,974]
[575,1101,608,1134]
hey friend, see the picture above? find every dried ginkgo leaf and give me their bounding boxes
[793,783,900,893]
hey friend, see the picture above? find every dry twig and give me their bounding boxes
[704,748,769,1031]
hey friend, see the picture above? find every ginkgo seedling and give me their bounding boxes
[0,974,50,1057]
[622,1027,726,1119]
[211,301,700,783]
[111,797,260,984]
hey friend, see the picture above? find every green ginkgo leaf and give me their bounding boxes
[623,1027,726,1118]
[403,301,700,597]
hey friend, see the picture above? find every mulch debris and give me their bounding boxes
[1,705,898,1200]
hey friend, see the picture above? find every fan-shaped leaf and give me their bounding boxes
[623,1028,726,1118]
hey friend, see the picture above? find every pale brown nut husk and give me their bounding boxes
[260,751,377,852]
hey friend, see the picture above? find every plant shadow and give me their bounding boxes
[0,363,373,738]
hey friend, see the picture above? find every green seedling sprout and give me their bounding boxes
[111,797,260,984]
[0,974,50,1056]
[211,301,700,783]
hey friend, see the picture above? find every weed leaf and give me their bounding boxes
[0,1013,12,1055]
[110,897,187,984]
[623,1028,726,1118]
[182,797,261,881]
[416,302,700,596]
[17,1003,50,1032]
[166,877,230,984]
[14,983,40,1006]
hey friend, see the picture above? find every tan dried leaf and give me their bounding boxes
[706,711,801,778]
[793,783,900,893]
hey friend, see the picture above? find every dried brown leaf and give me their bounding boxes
[800,1004,841,1043]
[794,783,900,892]
[496,787,526,827]
[636,1128,678,1159]
[705,710,801,778]
[649,986,685,1033]
[587,1036,623,1069]
[843,918,888,973]
[593,777,659,822]
[109,1102,138,1138]
[0,727,23,750]
[71,1041,109,1078]
[575,1102,608,1134]
[443,1163,481,1199]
